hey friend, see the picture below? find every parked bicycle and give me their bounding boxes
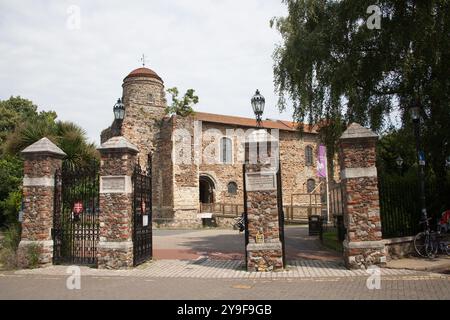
[233,213,245,233]
[414,214,450,258]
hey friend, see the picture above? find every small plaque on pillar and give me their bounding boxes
[256,231,265,244]
[245,172,277,192]
[142,215,149,227]
[100,176,127,193]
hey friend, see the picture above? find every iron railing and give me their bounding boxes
[132,158,153,267]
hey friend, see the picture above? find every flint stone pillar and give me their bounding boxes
[97,136,138,269]
[19,137,66,265]
[339,123,386,269]
[245,163,284,272]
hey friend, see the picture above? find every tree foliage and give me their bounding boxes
[165,87,199,117]
[272,0,450,200]
[0,96,98,227]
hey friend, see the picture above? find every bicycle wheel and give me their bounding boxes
[414,232,427,257]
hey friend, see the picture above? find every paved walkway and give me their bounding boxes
[2,266,449,300]
[13,258,439,279]
[153,225,341,261]
[386,256,450,273]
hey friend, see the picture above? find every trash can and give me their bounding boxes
[202,217,216,228]
[197,213,216,228]
[308,215,322,236]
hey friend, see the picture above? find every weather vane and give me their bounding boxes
[140,54,147,67]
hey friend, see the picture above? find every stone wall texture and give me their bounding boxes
[245,163,284,272]
[20,154,62,265]
[339,139,381,243]
[97,148,137,269]
[98,69,331,229]
[339,126,386,269]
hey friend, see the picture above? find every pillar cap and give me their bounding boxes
[21,137,66,158]
[340,123,378,140]
[98,136,139,154]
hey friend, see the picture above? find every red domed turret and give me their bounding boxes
[124,67,163,83]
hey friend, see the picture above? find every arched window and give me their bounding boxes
[307,179,316,193]
[227,182,238,195]
[220,137,233,164]
[305,145,313,166]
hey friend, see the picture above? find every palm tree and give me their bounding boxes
[5,117,98,168]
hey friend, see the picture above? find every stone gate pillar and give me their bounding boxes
[245,163,284,272]
[97,136,138,269]
[19,137,66,265]
[339,123,386,269]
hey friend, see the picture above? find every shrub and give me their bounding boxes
[0,247,17,270]
[25,243,42,268]
[0,190,22,228]
[0,224,21,270]
[1,223,21,250]
[17,243,42,269]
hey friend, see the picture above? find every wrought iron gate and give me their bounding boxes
[243,165,249,269]
[329,183,346,242]
[53,161,100,265]
[132,157,153,266]
[276,164,286,268]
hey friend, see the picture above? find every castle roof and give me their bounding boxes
[124,67,163,83]
[193,112,318,133]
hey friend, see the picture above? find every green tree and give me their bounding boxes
[272,0,450,204]
[165,87,199,117]
[0,96,98,227]
[4,119,98,168]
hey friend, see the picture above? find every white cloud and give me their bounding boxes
[0,0,291,144]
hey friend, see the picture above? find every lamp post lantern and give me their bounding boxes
[409,99,428,223]
[113,98,125,121]
[251,90,265,128]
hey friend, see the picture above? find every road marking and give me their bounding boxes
[232,284,252,289]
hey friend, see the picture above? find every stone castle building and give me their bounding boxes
[101,66,326,228]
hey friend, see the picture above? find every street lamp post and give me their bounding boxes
[113,98,125,121]
[251,90,265,128]
[410,100,428,223]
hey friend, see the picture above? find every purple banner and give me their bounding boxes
[317,145,327,178]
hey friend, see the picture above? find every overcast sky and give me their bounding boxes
[0,0,293,144]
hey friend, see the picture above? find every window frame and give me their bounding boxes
[220,137,233,164]
[306,178,316,193]
[305,145,314,167]
[227,181,238,195]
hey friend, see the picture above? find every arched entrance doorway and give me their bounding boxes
[199,175,215,204]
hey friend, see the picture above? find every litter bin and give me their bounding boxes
[202,217,216,228]
[197,213,216,228]
[308,215,322,236]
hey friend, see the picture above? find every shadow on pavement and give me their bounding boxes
[153,226,344,269]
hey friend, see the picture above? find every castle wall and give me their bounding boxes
[120,77,166,165]
[199,122,245,206]
[98,68,331,229]
[197,122,322,212]
[279,130,321,207]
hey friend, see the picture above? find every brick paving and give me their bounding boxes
[1,272,449,300]
[13,258,440,279]
[5,226,450,299]
[152,226,341,261]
